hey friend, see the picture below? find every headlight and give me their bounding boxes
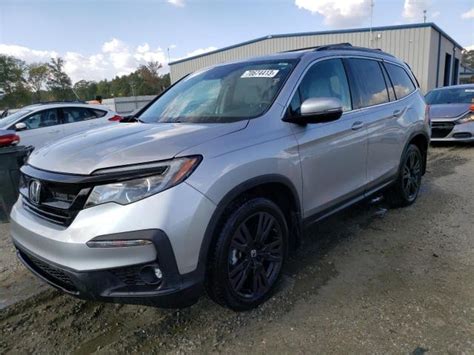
[85,156,201,207]
[457,112,474,124]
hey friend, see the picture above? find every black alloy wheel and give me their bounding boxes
[228,211,284,300]
[402,147,422,202]
[206,197,288,311]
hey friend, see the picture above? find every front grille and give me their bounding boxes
[20,174,90,226]
[23,198,74,225]
[431,122,455,138]
[19,249,78,293]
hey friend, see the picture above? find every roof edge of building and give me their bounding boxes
[169,22,464,66]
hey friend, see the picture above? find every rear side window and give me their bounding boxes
[289,58,352,114]
[346,58,389,108]
[91,109,107,118]
[384,63,416,99]
[62,107,97,123]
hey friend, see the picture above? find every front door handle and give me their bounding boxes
[351,121,364,130]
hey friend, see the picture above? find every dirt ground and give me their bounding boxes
[0,145,473,354]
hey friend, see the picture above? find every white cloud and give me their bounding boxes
[0,39,169,83]
[461,8,474,19]
[403,0,430,20]
[464,44,474,51]
[168,0,185,7]
[294,0,371,28]
[0,44,58,63]
[432,10,440,19]
[185,46,218,58]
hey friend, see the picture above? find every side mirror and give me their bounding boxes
[15,122,27,131]
[285,97,343,124]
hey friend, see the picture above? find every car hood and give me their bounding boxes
[28,121,248,175]
[429,103,470,120]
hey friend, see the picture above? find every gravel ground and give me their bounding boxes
[0,145,473,354]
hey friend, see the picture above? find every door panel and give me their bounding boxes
[293,112,368,218]
[345,58,404,188]
[287,58,368,218]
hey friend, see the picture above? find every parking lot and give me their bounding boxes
[0,144,473,354]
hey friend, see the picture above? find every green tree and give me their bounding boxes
[461,50,474,69]
[28,63,49,102]
[0,55,27,94]
[0,55,32,109]
[47,57,73,100]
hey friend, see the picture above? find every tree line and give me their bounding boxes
[0,54,171,110]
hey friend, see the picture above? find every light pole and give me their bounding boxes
[369,0,375,48]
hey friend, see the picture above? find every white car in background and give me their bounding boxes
[0,102,122,149]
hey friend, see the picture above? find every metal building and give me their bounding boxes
[170,23,463,93]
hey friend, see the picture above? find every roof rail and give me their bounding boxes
[282,43,395,57]
[313,43,353,51]
[314,43,395,57]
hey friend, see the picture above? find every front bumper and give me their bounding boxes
[10,181,216,307]
[431,120,474,142]
[14,230,204,308]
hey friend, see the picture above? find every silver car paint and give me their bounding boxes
[11,50,429,278]
[29,120,248,174]
[429,103,474,142]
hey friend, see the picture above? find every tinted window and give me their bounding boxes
[290,59,352,115]
[425,87,474,104]
[139,59,297,123]
[347,59,389,108]
[62,107,97,123]
[21,109,60,129]
[385,63,416,99]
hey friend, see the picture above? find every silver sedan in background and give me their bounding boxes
[426,84,474,142]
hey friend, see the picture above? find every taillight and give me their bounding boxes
[470,104,474,112]
[108,114,123,122]
[0,133,20,147]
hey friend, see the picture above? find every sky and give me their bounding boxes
[0,0,473,83]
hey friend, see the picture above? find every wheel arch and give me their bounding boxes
[404,131,429,175]
[196,175,302,277]
[399,131,430,175]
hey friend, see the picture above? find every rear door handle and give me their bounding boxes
[351,121,364,130]
[393,109,402,118]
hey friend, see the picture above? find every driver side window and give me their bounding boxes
[21,109,60,130]
[290,59,352,115]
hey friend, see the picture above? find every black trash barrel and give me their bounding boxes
[0,145,33,222]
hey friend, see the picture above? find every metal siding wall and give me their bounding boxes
[170,27,458,93]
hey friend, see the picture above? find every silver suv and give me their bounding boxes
[10,44,430,310]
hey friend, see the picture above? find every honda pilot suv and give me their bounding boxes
[10,44,430,311]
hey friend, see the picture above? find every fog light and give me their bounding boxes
[139,265,163,285]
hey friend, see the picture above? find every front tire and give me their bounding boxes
[386,144,423,207]
[206,197,288,311]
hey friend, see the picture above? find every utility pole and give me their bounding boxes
[423,9,427,23]
[369,0,375,47]
[167,47,171,64]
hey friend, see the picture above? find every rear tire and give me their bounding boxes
[206,197,288,311]
[386,144,423,207]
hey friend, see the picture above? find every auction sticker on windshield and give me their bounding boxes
[241,70,279,78]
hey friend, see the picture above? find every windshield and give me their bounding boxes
[139,59,297,123]
[0,109,32,128]
[425,87,474,105]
